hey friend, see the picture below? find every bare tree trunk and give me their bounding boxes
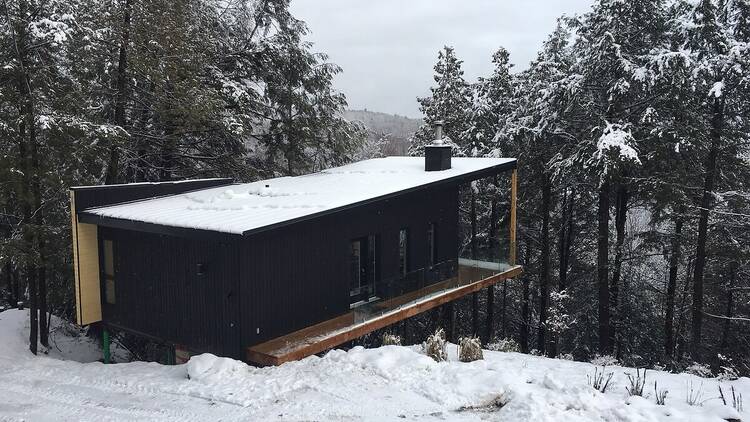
[127,80,154,182]
[26,264,37,354]
[597,180,611,354]
[691,96,723,359]
[521,276,530,353]
[676,257,693,359]
[609,183,628,354]
[442,302,456,342]
[558,188,573,291]
[12,267,20,308]
[720,261,737,348]
[538,176,551,355]
[551,187,575,356]
[38,264,48,348]
[3,262,12,306]
[106,0,132,184]
[160,83,177,181]
[11,0,38,354]
[485,285,494,342]
[520,246,533,353]
[664,217,683,359]
[501,278,507,338]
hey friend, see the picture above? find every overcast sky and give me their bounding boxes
[289,0,595,118]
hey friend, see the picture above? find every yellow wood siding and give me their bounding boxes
[70,191,102,325]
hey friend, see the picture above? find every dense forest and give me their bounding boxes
[1,0,749,377]
[0,0,365,354]
[409,0,750,376]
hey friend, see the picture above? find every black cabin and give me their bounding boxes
[71,153,520,365]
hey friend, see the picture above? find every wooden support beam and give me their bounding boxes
[247,265,523,366]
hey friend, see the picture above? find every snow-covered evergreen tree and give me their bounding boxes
[409,46,471,155]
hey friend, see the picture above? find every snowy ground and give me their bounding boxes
[0,309,747,422]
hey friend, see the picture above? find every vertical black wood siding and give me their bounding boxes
[101,227,241,358]
[103,184,459,359]
[237,185,459,348]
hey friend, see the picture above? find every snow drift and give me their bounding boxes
[0,309,747,421]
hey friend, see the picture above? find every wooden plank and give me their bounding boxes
[509,169,518,266]
[246,265,523,366]
[71,190,102,325]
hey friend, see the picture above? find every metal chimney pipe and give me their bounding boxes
[433,120,444,145]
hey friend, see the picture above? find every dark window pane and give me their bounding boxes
[399,228,409,276]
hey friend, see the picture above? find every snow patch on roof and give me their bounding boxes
[86,156,514,234]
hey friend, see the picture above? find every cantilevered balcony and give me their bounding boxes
[246,261,521,366]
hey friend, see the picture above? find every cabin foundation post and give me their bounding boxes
[102,327,111,364]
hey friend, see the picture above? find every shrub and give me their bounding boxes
[382,333,402,346]
[718,365,739,381]
[587,365,614,393]
[591,354,619,367]
[626,368,647,397]
[718,384,744,413]
[485,338,520,353]
[686,380,705,406]
[654,381,668,405]
[423,328,447,362]
[559,353,575,361]
[684,363,712,378]
[458,337,483,362]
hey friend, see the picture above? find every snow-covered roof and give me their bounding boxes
[83,157,515,235]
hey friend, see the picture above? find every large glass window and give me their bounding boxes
[350,235,378,305]
[349,239,362,294]
[103,239,116,304]
[398,228,409,276]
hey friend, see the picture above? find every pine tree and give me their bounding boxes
[675,0,750,359]
[410,46,471,154]
[463,47,515,157]
[560,0,667,355]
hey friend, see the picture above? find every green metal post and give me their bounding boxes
[102,327,111,364]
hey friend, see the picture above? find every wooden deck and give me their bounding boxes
[246,264,523,366]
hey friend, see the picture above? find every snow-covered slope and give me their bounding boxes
[0,309,747,421]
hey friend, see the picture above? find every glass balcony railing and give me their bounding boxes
[349,256,513,323]
[346,172,517,325]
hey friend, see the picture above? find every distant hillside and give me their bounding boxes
[344,110,422,156]
[344,110,422,139]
